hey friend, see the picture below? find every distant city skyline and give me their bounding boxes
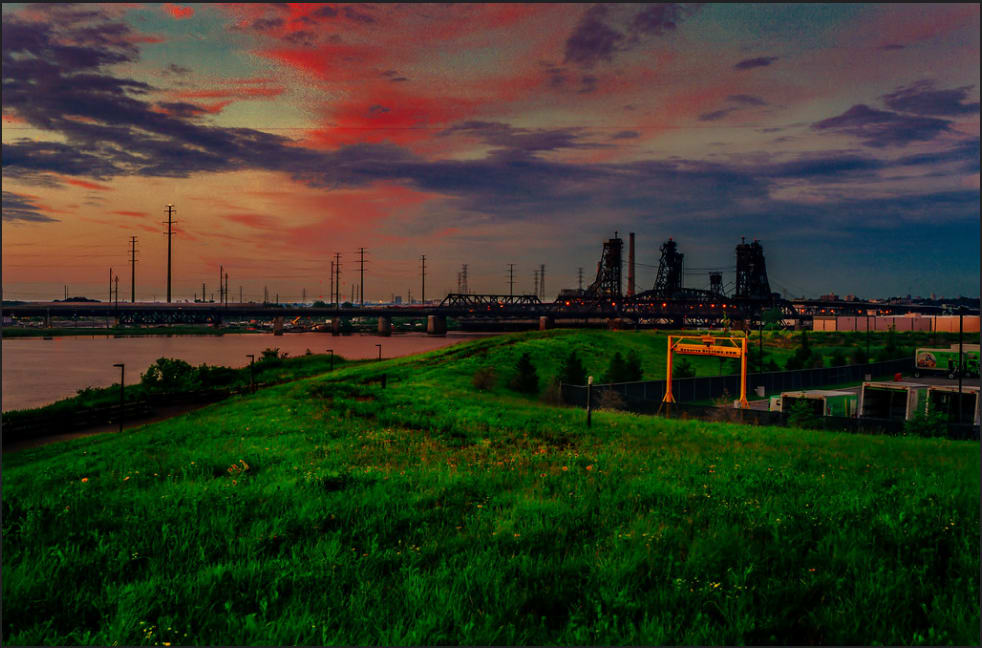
[2,3,979,301]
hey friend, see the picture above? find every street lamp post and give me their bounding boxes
[246,354,255,393]
[112,363,125,433]
[376,344,382,361]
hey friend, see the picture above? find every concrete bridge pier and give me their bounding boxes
[332,318,341,336]
[427,314,447,336]
[44,308,51,329]
[377,316,392,336]
[273,316,283,336]
[539,315,554,331]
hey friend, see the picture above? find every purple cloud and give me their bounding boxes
[2,191,58,223]
[812,104,951,147]
[734,56,778,70]
[881,80,980,116]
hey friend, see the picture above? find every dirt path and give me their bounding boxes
[3,402,214,454]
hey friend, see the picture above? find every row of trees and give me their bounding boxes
[482,327,914,397]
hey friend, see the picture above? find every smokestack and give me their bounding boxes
[628,232,635,297]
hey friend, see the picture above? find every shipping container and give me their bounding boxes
[775,390,858,417]
[859,381,929,421]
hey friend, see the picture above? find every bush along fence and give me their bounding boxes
[561,358,980,441]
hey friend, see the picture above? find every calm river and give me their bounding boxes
[1,332,493,412]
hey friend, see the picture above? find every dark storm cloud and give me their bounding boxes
[699,95,767,121]
[812,104,951,147]
[2,191,58,223]
[311,5,338,19]
[734,56,778,70]
[440,121,608,159]
[250,17,284,32]
[343,6,375,24]
[564,5,623,68]
[282,30,316,47]
[564,4,698,68]
[2,5,977,237]
[881,80,980,116]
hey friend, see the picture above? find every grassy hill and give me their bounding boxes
[3,330,978,645]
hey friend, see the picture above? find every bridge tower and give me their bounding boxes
[734,238,772,300]
[584,233,623,298]
[653,238,684,297]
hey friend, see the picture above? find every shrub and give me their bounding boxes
[140,357,197,392]
[508,352,539,395]
[787,399,821,430]
[852,347,869,364]
[472,366,497,391]
[830,349,847,367]
[904,407,947,438]
[596,388,626,410]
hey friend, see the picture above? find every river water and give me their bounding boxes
[1,332,492,412]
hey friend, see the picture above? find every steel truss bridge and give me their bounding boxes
[2,295,951,329]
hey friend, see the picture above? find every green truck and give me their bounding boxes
[770,390,858,417]
[913,344,980,379]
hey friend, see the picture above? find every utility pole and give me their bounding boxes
[65,285,68,300]
[578,267,584,291]
[358,247,366,306]
[109,267,113,303]
[164,204,175,303]
[239,286,243,304]
[461,264,468,295]
[129,236,138,302]
[224,273,229,307]
[202,283,206,303]
[329,261,334,305]
[334,252,341,309]
[302,287,306,304]
[540,264,545,299]
[219,265,223,305]
[508,264,515,296]
[533,269,538,297]
[420,254,426,304]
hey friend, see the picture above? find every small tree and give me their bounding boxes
[141,357,197,392]
[509,352,540,395]
[851,347,868,365]
[830,349,847,367]
[602,352,629,383]
[674,357,696,379]
[624,350,643,382]
[904,406,947,438]
[558,350,588,385]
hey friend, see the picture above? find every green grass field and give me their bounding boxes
[3,330,978,645]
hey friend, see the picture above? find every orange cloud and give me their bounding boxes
[164,4,194,19]
[64,178,113,191]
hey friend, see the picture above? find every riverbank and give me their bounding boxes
[3,329,977,645]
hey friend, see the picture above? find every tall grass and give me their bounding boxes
[3,330,978,645]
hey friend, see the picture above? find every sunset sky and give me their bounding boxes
[2,3,979,302]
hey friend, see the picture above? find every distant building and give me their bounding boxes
[393,295,402,305]
[819,292,839,302]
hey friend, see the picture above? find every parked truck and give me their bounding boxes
[913,344,980,379]
[770,390,858,417]
[859,381,929,421]
[927,385,980,426]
